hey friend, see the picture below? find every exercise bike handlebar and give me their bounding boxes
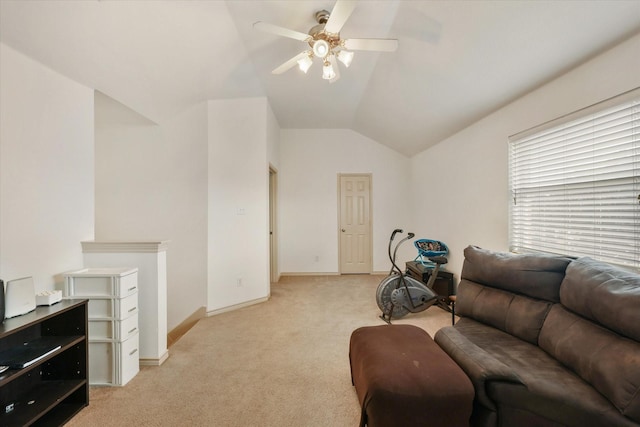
[391,229,403,241]
[388,230,401,271]
[390,229,414,241]
[387,229,416,276]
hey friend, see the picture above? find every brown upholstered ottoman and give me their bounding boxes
[349,324,474,427]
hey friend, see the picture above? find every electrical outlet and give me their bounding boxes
[236,278,242,287]
[315,256,320,262]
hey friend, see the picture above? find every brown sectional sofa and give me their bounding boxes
[434,245,640,427]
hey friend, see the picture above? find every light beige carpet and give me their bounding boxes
[67,274,453,427]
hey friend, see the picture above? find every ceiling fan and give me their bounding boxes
[253,0,398,83]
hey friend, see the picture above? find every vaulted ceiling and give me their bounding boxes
[1,1,639,156]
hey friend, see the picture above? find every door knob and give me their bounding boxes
[341,229,345,232]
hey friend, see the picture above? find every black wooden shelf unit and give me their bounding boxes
[0,299,88,427]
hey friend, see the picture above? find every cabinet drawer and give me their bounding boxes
[64,269,138,298]
[88,341,115,385]
[88,314,138,341]
[120,332,140,386]
[87,293,138,320]
[88,333,139,386]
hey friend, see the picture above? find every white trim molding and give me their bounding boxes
[206,296,269,317]
[140,350,170,367]
[81,240,170,253]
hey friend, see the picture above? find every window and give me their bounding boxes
[509,89,640,269]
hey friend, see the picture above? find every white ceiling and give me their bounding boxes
[1,0,639,156]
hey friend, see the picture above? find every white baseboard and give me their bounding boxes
[279,272,340,276]
[140,350,170,366]
[206,296,269,317]
[280,272,388,276]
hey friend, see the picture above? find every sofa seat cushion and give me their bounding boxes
[436,319,636,426]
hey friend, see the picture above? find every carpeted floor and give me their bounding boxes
[67,274,453,427]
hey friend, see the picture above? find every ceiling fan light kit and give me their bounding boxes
[337,49,354,67]
[322,60,336,80]
[254,0,397,82]
[312,39,330,58]
[297,53,314,73]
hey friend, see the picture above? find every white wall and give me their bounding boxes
[97,95,276,325]
[95,98,208,331]
[279,129,413,274]
[161,103,209,329]
[0,43,94,291]
[410,33,640,279]
[208,97,271,312]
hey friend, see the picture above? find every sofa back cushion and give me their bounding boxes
[539,305,640,423]
[559,256,640,342]
[461,246,572,302]
[456,246,572,344]
[456,280,553,344]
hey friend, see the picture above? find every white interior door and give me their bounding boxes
[339,174,372,274]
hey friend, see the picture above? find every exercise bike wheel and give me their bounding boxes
[376,274,410,319]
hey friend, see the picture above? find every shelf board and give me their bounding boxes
[0,335,85,387]
[0,300,88,339]
[0,379,87,427]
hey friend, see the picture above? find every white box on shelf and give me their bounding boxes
[36,289,62,306]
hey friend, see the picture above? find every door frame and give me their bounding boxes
[337,173,373,274]
[269,165,279,283]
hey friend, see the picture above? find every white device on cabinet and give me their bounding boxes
[5,276,36,318]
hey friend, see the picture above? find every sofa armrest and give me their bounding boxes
[435,325,524,410]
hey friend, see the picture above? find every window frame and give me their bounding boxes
[508,88,640,270]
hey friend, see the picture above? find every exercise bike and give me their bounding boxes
[376,229,448,323]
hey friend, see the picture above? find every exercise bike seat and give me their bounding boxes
[428,256,448,265]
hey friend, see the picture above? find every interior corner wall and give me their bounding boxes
[95,100,208,332]
[0,43,94,291]
[279,129,413,274]
[410,32,640,279]
[207,97,270,312]
[266,101,280,170]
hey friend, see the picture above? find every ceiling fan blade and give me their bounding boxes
[343,38,398,52]
[253,21,311,42]
[272,51,310,75]
[324,0,358,34]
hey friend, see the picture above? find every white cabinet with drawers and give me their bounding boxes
[64,267,140,386]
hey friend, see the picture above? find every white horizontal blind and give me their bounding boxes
[509,91,640,269]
